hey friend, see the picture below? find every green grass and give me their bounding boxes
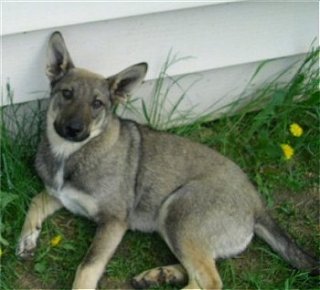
[1,48,319,289]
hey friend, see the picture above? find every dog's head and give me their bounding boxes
[46,31,147,143]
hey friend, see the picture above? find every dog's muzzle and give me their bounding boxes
[54,119,90,142]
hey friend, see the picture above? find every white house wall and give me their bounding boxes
[1,2,318,114]
[2,2,227,36]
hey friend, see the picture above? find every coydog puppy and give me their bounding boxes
[17,31,318,289]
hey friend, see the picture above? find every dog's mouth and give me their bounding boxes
[54,121,90,142]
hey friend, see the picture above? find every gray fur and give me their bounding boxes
[18,32,318,290]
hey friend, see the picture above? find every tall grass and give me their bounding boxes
[120,50,202,130]
[1,86,47,289]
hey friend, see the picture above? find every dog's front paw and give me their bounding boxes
[16,230,40,259]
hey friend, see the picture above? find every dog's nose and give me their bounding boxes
[65,120,85,137]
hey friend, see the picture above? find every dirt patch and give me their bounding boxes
[15,262,46,290]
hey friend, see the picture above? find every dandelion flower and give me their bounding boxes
[280,144,294,160]
[50,235,62,247]
[290,123,303,137]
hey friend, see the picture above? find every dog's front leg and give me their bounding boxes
[17,191,63,259]
[72,219,127,290]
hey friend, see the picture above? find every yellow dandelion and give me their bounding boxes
[280,144,294,160]
[289,123,303,137]
[50,235,62,247]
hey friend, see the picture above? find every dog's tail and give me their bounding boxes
[254,212,319,275]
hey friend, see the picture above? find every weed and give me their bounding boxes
[120,50,202,130]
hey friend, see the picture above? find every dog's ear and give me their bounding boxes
[46,31,75,82]
[108,63,148,104]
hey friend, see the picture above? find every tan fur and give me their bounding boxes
[17,191,62,258]
[72,221,127,290]
[179,239,223,290]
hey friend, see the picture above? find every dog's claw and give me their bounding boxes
[16,242,36,259]
[17,248,35,260]
[16,230,39,260]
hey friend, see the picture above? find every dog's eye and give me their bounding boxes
[62,89,73,100]
[92,99,104,110]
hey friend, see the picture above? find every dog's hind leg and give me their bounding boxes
[132,264,188,289]
[178,240,222,290]
[17,191,62,259]
[72,219,127,290]
[181,259,222,290]
[157,184,224,289]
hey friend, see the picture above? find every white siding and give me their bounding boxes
[2,2,228,36]
[1,1,318,113]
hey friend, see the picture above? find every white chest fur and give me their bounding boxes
[47,162,98,219]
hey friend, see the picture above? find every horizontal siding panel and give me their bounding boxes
[2,1,318,106]
[124,54,306,125]
[3,54,306,128]
[2,2,232,36]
